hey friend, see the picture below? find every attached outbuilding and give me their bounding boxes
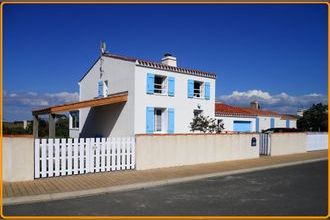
[215,101,298,133]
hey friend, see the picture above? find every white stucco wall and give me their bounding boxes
[3,137,34,182]
[69,129,79,138]
[215,116,256,132]
[275,118,286,128]
[134,65,216,134]
[270,133,306,156]
[275,118,297,128]
[258,116,285,131]
[290,120,297,128]
[306,132,328,151]
[258,116,271,131]
[78,56,135,137]
[135,133,259,170]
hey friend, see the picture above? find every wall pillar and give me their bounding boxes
[49,114,56,138]
[33,115,39,138]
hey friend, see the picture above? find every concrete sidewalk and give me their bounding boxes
[3,150,328,205]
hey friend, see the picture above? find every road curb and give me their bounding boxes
[4,157,327,206]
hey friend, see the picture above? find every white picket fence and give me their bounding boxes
[34,137,135,179]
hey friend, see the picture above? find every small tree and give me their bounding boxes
[190,114,224,133]
[208,117,224,133]
[297,103,328,132]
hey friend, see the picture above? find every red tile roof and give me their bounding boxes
[240,107,281,117]
[280,114,299,120]
[215,103,296,120]
[215,103,257,117]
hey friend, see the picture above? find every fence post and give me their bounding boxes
[54,139,60,177]
[132,136,136,169]
[34,139,40,179]
[89,138,95,173]
[41,139,47,178]
[79,138,84,174]
[268,134,271,156]
[86,138,90,173]
[67,139,73,175]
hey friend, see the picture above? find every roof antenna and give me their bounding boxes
[99,41,106,79]
[101,41,106,54]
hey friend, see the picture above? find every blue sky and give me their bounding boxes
[3,4,328,121]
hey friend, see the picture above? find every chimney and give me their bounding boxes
[250,100,260,109]
[161,53,177,67]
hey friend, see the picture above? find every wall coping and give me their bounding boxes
[270,132,307,135]
[2,134,34,138]
[135,132,259,137]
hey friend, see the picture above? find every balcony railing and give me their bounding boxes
[154,83,167,94]
[194,89,201,97]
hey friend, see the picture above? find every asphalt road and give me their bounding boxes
[3,160,328,216]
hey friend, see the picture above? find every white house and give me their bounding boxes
[32,48,298,138]
[69,52,216,138]
[215,101,298,133]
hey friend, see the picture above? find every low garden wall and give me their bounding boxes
[270,133,307,156]
[135,133,260,170]
[306,132,328,151]
[3,136,34,182]
[2,132,319,182]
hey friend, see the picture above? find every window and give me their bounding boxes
[147,73,175,96]
[70,111,79,129]
[154,75,167,94]
[188,80,210,100]
[154,109,163,131]
[98,80,109,97]
[193,81,203,98]
[146,107,175,134]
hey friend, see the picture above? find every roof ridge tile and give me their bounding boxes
[104,52,216,79]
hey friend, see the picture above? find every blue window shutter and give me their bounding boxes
[168,77,175,96]
[204,82,210,100]
[270,118,275,128]
[256,117,259,132]
[286,119,290,128]
[146,107,154,133]
[188,80,194,98]
[168,108,175,133]
[146,73,155,94]
[98,80,103,97]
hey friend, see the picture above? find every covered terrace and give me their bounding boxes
[31,91,128,138]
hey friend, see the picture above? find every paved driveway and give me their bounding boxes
[3,160,328,216]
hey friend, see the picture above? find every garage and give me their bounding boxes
[233,121,252,132]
